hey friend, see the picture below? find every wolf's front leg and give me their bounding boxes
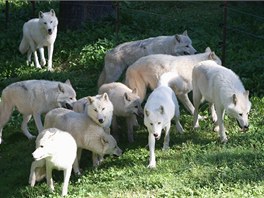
[147,133,156,168]
[163,125,171,151]
[33,112,44,133]
[62,168,72,196]
[39,47,46,66]
[47,44,54,71]
[46,165,54,192]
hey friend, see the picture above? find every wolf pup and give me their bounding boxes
[44,108,122,170]
[0,79,76,144]
[192,60,251,143]
[29,128,77,197]
[144,80,184,168]
[19,9,58,71]
[98,30,197,87]
[98,82,143,143]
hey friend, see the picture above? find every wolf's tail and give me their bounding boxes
[19,36,29,54]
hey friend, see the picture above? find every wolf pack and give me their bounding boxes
[0,9,252,196]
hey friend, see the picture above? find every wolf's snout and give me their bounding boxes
[98,119,104,123]
[184,51,190,55]
[48,29,52,35]
[153,133,159,139]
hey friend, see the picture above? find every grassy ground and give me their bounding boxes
[0,1,263,197]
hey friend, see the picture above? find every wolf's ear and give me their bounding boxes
[100,135,109,146]
[102,93,109,101]
[159,105,164,114]
[244,90,249,98]
[58,83,65,93]
[232,94,237,105]
[205,47,211,52]
[145,109,149,117]
[209,52,216,60]
[50,9,56,16]
[65,79,72,86]
[124,92,131,102]
[182,30,188,36]
[175,34,181,43]
[132,88,138,95]
[39,11,44,18]
[87,96,94,104]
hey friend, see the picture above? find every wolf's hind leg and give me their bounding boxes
[0,100,14,144]
[21,114,35,139]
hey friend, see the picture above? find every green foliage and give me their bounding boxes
[0,1,263,198]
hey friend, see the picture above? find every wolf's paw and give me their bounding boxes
[27,134,36,140]
[40,59,46,66]
[147,163,156,169]
[214,126,220,132]
[220,136,228,144]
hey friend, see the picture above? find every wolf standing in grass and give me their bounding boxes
[192,60,251,143]
[19,9,58,71]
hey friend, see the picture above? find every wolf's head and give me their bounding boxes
[123,89,144,117]
[57,80,76,109]
[32,129,58,160]
[173,30,197,55]
[87,93,114,128]
[101,133,122,156]
[144,105,166,140]
[226,91,251,131]
[39,9,58,35]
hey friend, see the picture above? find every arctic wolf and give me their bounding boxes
[72,93,113,132]
[144,84,184,168]
[125,47,221,116]
[0,79,76,144]
[192,60,251,143]
[29,128,77,196]
[19,9,58,71]
[44,108,122,171]
[98,82,143,143]
[98,30,197,87]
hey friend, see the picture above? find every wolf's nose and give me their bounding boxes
[98,119,104,123]
[48,29,52,34]
[153,133,158,138]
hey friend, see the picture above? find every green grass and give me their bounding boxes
[0,1,264,197]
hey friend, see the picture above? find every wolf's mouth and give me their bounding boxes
[236,120,249,132]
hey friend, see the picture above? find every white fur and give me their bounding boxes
[98,82,143,143]
[98,30,197,87]
[19,9,58,71]
[192,60,251,143]
[125,47,221,117]
[144,84,183,168]
[44,108,122,171]
[72,93,113,133]
[0,80,76,144]
[29,128,77,196]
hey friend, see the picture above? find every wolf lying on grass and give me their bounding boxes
[192,60,251,143]
[29,128,77,197]
[19,9,58,71]
[125,47,221,117]
[98,30,197,87]
[98,82,143,143]
[44,108,122,171]
[0,79,76,144]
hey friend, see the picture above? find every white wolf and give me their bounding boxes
[44,108,122,171]
[192,60,251,143]
[98,82,143,143]
[29,128,77,196]
[0,79,76,144]
[19,9,58,71]
[125,47,221,116]
[144,82,184,168]
[72,93,113,132]
[98,30,197,87]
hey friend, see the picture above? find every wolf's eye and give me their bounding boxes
[158,122,161,125]
[185,45,189,48]
[239,113,243,116]
[94,109,98,112]
[44,22,47,25]
[102,108,105,111]
[50,21,53,24]
[40,145,44,148]
[135,105,138,109]
[150,123,153,126]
